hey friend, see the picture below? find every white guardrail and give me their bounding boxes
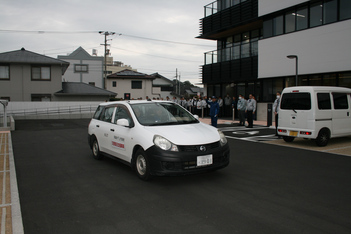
[0,102,102,120]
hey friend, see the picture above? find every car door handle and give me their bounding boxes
[96,125,100,127]
[110,129,115,132]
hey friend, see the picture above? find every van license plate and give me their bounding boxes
[197,155,213,167]
[289,131,298,137]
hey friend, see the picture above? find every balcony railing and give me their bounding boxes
[204,0,249,17]
[204,41,258,65]
[204,1,218,17]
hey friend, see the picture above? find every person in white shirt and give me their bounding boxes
[245,94,256,128]
[273,91,281,136]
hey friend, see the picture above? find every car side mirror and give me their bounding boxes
[193,115,199,120]
[116,118,130,127]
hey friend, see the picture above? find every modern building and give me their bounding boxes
[198,0,351,103]
[0,48,69,101]
[105,56,136,75]
[58,47,104,88]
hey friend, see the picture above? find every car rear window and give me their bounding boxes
[281,92,311,110]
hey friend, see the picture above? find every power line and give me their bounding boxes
[0,29,214,48]
[120,34,214,47]
[0,29,98,34]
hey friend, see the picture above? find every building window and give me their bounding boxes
[285,11,296,33]
[296,6,308,30]
[131,81,142,89]
[338,72,351,87]
[112,81,117,87]
[273,15,284,35]
[263,19,273,38]
[340,0,351,20]
[0,97,10,101]
[31,94,51,101]
[264,1,350,39]
[74,64,88,73]
[310,2,323,27]
[32,66,51,80]
[323,0,338,24]
[0,65,10,80]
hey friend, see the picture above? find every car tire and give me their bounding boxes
[134,149,152,181]
[283,136,295,142]
[92,138,103,160]
[316,129,330,147]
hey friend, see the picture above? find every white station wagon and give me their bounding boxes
[88,100,230,180]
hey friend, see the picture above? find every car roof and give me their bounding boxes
[98,100,174,107]
[283,86,351,93]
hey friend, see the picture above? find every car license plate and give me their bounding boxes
[289,131,298,137]
[197,155,213,167]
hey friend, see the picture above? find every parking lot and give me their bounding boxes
[8,119,351,233]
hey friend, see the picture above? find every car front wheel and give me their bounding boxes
[134,149,151,181]
[92,138,103,160]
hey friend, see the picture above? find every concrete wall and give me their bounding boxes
[259,0,307,17]
[258,19,351,78]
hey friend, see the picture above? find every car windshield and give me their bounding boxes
[131,102,199,126]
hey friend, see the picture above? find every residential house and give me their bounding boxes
[0,48,69,101]
[150,73,174,99]
[58,47,104,88]
[106,69,156,100]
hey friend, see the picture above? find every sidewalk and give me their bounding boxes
[0,131,23,234]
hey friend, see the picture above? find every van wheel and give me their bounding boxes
[316,129,330,147]
[283,136,295,142]
[92,138,103,160]
[134,149,152,181]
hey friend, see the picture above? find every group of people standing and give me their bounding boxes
[236,94,257,128]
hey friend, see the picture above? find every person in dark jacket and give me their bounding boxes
[205,96,220,127]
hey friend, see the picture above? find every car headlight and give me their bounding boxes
[153,135,178,151]
[218,130,227,146]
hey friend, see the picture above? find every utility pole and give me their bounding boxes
[99,31,115,89]
[175,68,178,95]
[175,68,181,96]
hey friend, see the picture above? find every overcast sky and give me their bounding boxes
[0,0,216,85]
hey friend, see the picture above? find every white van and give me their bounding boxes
[277,86,351,146]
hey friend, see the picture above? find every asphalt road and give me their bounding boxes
[12,119,351,234]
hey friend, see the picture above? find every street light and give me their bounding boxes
[287,55,298,86]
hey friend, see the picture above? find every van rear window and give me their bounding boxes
[281,92,311,110]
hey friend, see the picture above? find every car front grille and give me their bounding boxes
[178,141,220,152]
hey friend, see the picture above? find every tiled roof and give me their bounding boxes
[55,82,116,96]
[107,69,155,79]
[0,48,70,74]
